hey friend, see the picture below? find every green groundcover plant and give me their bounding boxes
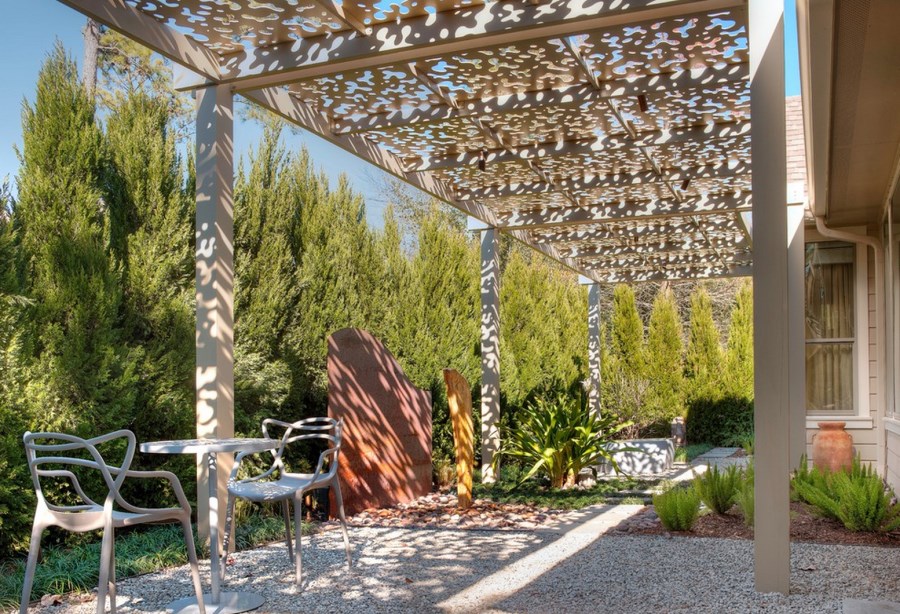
[2,514,292,610]
[494,393,631,489]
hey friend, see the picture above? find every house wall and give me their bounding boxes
[884,219,900,493]
[804,234,879,468]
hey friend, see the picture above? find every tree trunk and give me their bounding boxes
[82,18,100,95]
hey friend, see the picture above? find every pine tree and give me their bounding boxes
[724,281,753,399]
[16,45,138,434]
[645,287,685,423]
[685,285,724,401]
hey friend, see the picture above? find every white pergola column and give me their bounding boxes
[750,0,790,595]
[480,227,500,483]
[195,84,234,543]
[586,280,602,416]
[788,205,806,470]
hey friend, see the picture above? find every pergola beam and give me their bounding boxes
[58,0,221,81]
[564,238,748,259]
[587,263,752,283]
[407,121,751,172]
[334,65,747,136]
[457,162,748,201]
[498,192,752,228]
[532,215,745,243]
[175,0,743,91]
[578,251,751,269]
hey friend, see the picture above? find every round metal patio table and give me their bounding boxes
[140,437,278,614]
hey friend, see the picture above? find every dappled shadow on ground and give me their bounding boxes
[29,503,900,613]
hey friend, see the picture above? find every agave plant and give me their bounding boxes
[494,393,632,489]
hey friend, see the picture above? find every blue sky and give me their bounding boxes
[1,1,801,227]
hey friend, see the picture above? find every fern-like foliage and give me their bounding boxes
[735,462,754,527]
[653,486,701,531]
[694,464,741,514]
[792,455,900,532]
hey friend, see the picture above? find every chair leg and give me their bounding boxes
[282,500,293,562]
[293,495,303,587]
[96,526,114,614]
[19,521,43,614]
[108,541,117,614]
[332,480,352,569]
[181,518,207,614]
[220,493,236,581]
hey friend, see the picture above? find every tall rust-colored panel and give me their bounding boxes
[443,369,474,509]
[327,328,432,516]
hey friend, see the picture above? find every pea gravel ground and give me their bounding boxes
[27,505,900,614]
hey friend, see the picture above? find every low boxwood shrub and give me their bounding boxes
[653,485,701,531]
[694,464,741,514]
[685,395,753,447]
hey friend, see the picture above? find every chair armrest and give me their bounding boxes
[108,468,192,514]
[229,450,279,485]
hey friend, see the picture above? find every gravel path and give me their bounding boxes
[27,505,900,614]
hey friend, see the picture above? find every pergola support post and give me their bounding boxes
[750,0,790,595]
[195,83,235,545]
[480,227,501,483]
[788,205,807,470]
[587,281,602,416]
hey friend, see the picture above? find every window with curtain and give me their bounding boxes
[805,241,855,413]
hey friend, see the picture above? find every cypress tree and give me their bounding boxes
[408,206,479,460]
[724,281,754,399]
[16,45,138,434]
[232,122,297,429]
[685,285,724,400]
[645,287,685,423]
[609,284,645,373]
[105,90,195,444]
[0,183,35,553]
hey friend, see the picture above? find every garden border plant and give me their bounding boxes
[493,393,632,489]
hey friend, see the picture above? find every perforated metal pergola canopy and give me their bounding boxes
[64,0,754,284]
[52,0,798,596]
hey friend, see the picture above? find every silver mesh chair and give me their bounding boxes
[221,417,352,586]
[21,430,206,614]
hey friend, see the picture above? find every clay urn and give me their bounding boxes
[812,422,853,473]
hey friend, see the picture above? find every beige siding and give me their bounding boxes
[887,429,900,492]
[868,247,878,421]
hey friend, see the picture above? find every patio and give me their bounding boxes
[17,0,897,608]
[28,508,900,613]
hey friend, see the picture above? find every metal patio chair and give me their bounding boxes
[20,430,206,614]
[222,417,352,586]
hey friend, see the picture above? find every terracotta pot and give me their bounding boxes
[812,422,854,473]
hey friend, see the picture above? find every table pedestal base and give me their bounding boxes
[166,591,264,614]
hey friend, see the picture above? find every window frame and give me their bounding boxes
[803,233,870,422]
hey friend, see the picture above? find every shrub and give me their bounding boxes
[653,485,701,531]
[792,457,900,532]
[694,464,741,514]
[685,395,753,447]
[735,462,754,527]
[494,393,631,489]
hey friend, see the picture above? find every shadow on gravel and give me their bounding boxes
[29,504,900,614]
